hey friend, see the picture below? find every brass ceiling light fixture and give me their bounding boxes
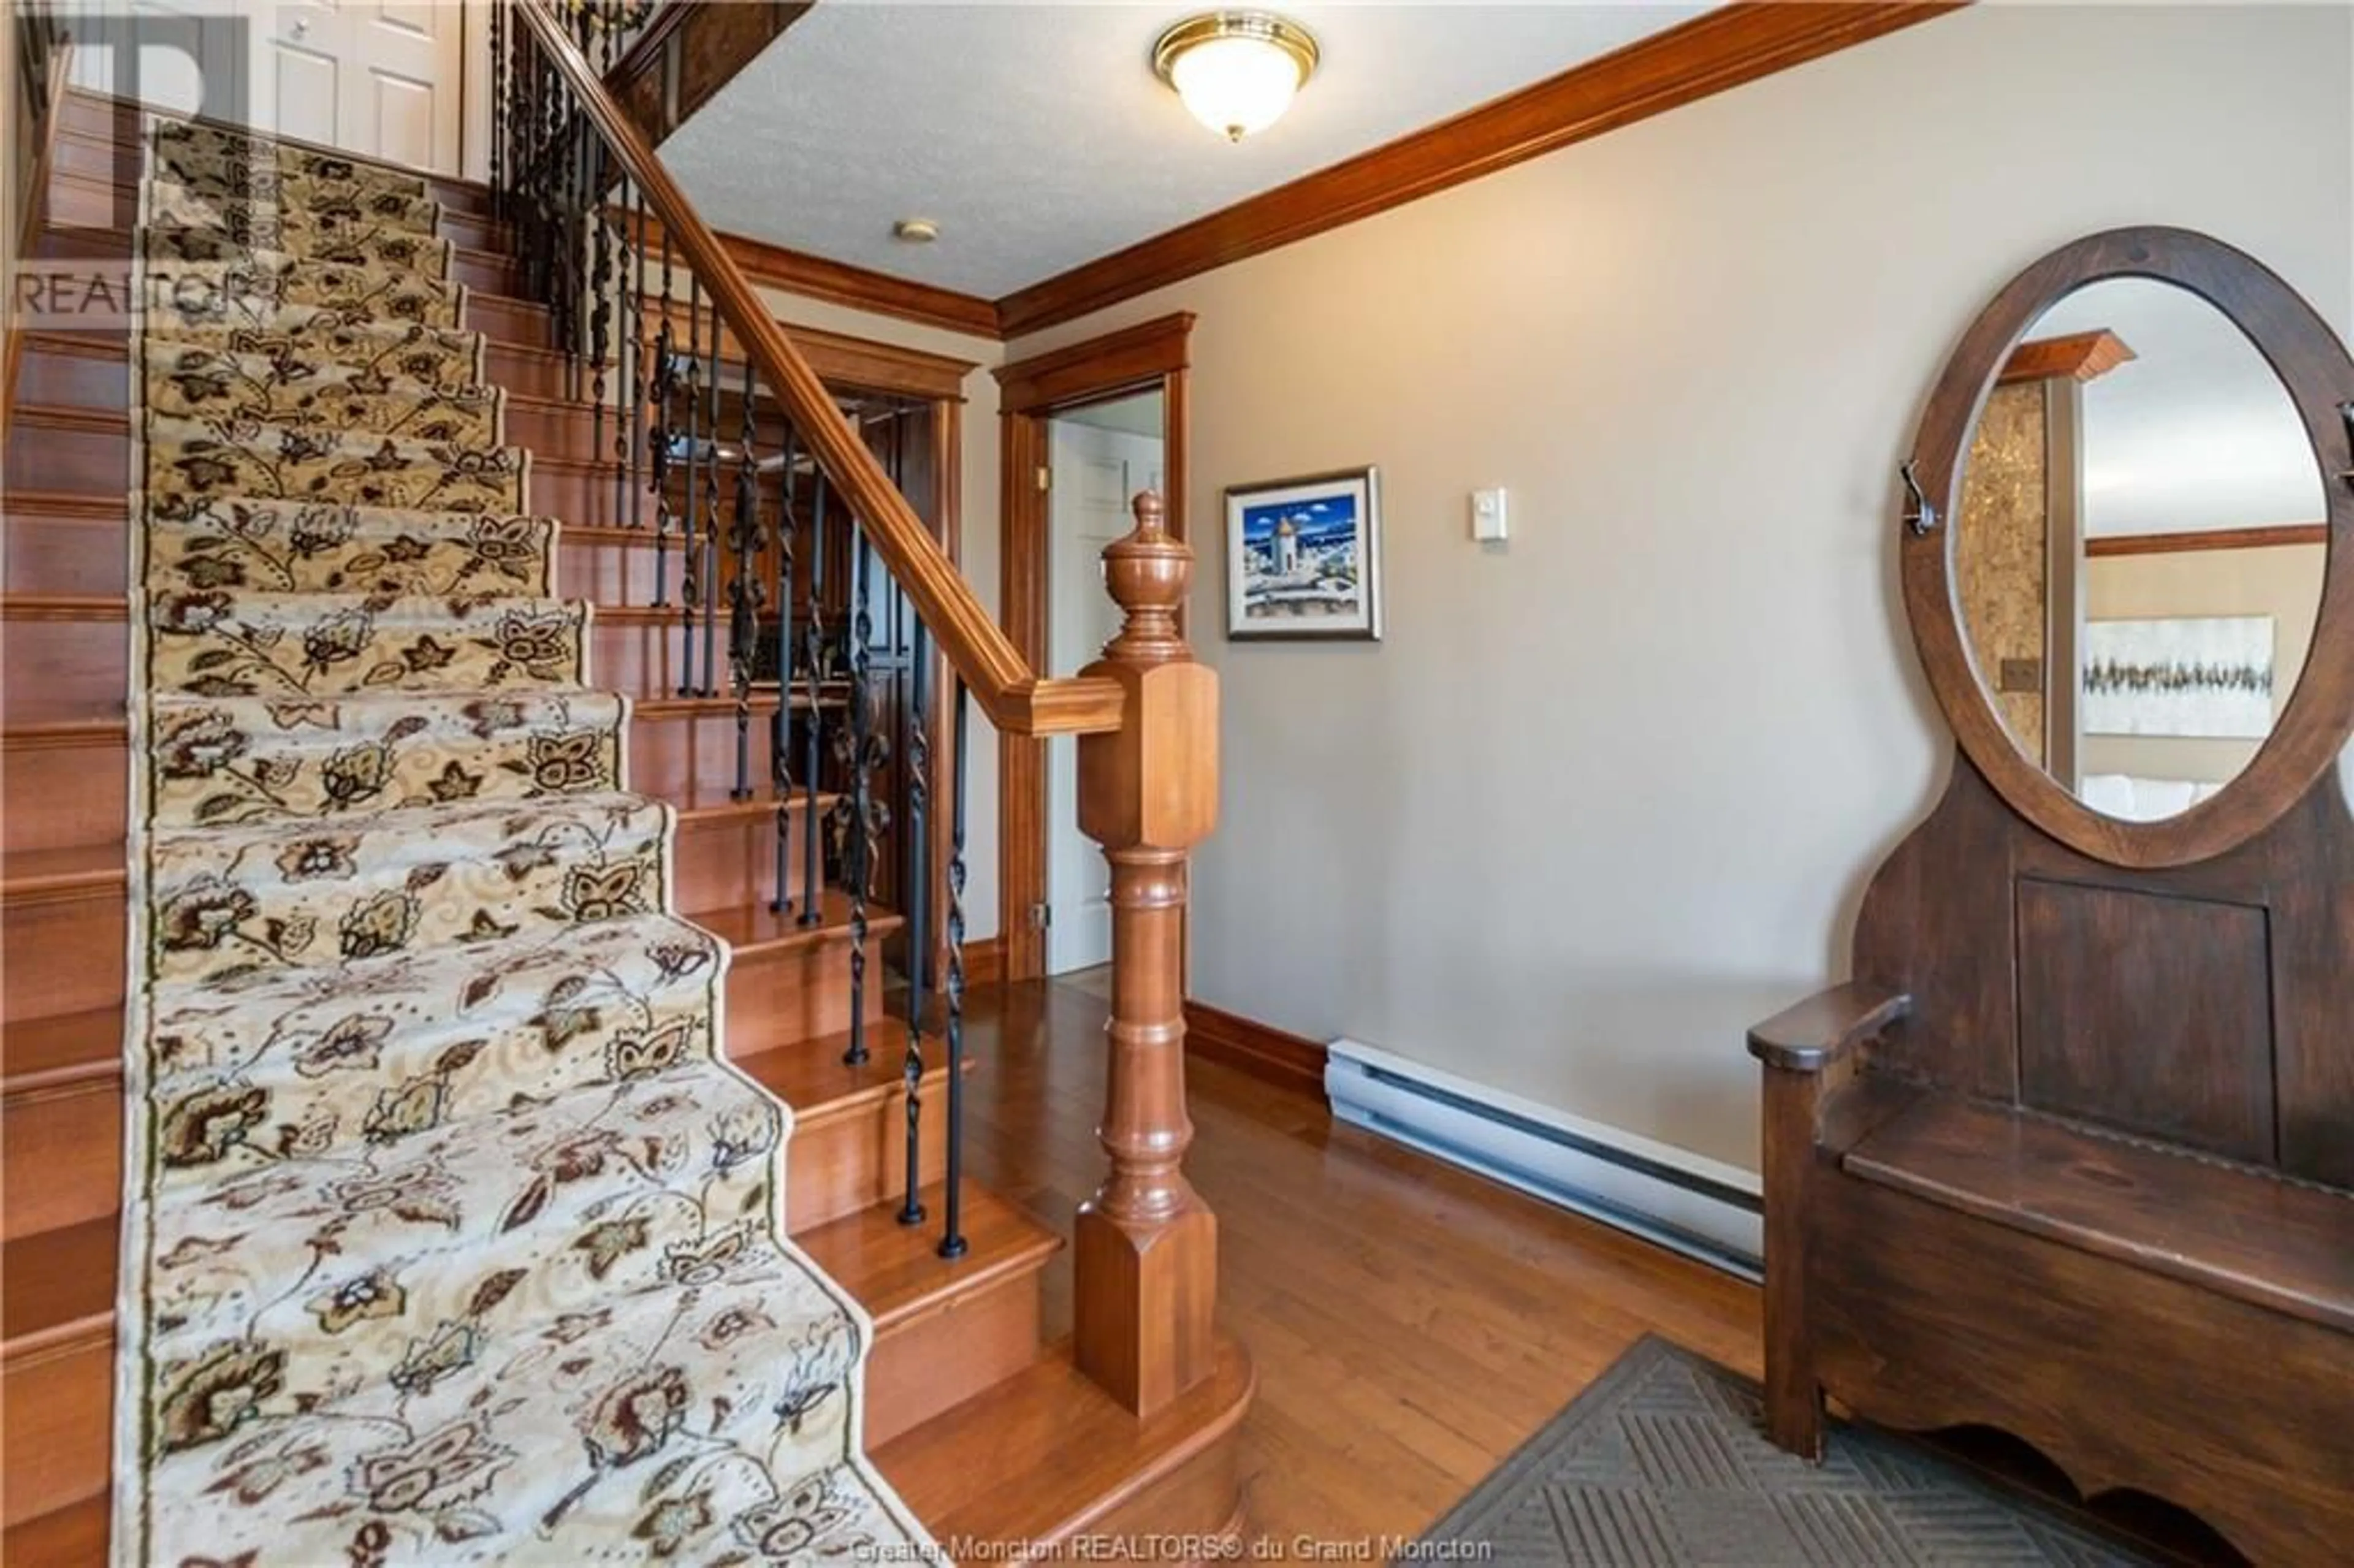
[1152,11,1320,142]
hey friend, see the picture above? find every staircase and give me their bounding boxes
[1,4,1249,1559]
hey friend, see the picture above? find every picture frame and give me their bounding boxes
[1224,466,1383,642]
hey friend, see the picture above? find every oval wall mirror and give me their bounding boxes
[1906,229,2354,868]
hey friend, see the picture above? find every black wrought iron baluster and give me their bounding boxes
[770,425,799,916]
[489,1,505,219]
[798,471,829,926]
[699,291,723,698]
[833,526,886,1067]
[588,147,613,517]
[625,180,648,533]
[938,677,970,1260]
[677,275,704,696]
[899,613,932,1227]
[649,226,675,605]
[729,356,760,802]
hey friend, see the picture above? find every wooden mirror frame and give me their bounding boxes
[1905,226,2354,868]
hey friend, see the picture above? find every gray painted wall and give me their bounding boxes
[1006,3,2354,1171]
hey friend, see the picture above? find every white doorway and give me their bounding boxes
[62,0,471,175]
[252,1,467,173]
[1045,391,1164,977]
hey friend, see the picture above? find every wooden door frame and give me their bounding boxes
[791,325,977,991]
[994,312,1195,983]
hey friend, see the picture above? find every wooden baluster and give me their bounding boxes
[1073,490,1220,1418]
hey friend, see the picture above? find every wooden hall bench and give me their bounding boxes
[1750,227,2354,1568]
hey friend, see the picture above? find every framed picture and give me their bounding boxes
[1224,467,1382,641]
[2082,615,2278,739]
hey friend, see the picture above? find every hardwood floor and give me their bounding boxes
[958,980,1760,1556]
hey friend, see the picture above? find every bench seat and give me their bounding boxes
[1845,1095,2354,1336]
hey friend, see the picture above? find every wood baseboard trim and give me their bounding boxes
[963,936,1007,988]
[1183,1001,1326,1100]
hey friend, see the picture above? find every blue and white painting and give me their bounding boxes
[1224,469,1381,640]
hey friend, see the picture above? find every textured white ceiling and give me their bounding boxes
[661,2,1711,300]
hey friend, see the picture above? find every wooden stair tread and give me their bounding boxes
[686,890,903,954]
[2,1215,116,1343]
[732,1026,957,1118]
[1,1493,105,1562]
[1846,1095,2354,1334]
[875,1333,1255,1542]
[802,1182,1061,1333]
[676,785,837,824]
[1,1007,118,1088]
[0,843,123,897]
[0,592,126,622]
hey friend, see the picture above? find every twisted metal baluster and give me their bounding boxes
[898,612,933,1227]
[558,82,584,397]
[648,226,674,604]
[676,275,704,696]
[769,425,799,915]
[622,177,645,532]
[699,292,723,697]
[729,356,761,801]
[798,470,829,926]
[833,527,888,1066]
[938,677,970,1260]
[587,146,613,512]
[489,2,506,221]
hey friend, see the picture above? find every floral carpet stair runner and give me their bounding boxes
[119,118,932,1564]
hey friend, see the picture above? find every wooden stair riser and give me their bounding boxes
[0,891,123,1024]
[0,612,121,726]
[33,185,519,296]
[726,935,868,1048]
[863,1271,1043,1449]
[0,1079,118,1236]
[1,709,804,853]
[784,1070,951,1233]
[0,731,123,851]
[52,100,496,216]
[0,1327,109,1531]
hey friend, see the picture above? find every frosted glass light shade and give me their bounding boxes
[1153,13,1319,142]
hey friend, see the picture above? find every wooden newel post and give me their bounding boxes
[1074,490,1220,1418]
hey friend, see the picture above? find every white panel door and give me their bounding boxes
[1045,420,1165,976]
[250,0,464,173]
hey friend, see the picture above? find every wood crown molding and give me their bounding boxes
[641,215,1002,341]
[993,1,1964,337]
[650,2,1956,343]
[994,313,1195,414]
[2086,523,2330,558]
[2000,329,2136,385]
[1183,1001,1327,1101]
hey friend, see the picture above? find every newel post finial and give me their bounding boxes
[1073,488,1221,1418]
[1100,489,1192,667]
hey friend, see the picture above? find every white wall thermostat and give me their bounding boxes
[1470,487,1509,542]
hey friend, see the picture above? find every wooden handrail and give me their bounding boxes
[513,0,1123,737]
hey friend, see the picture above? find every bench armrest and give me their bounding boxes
[1748,981,1910,1073]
